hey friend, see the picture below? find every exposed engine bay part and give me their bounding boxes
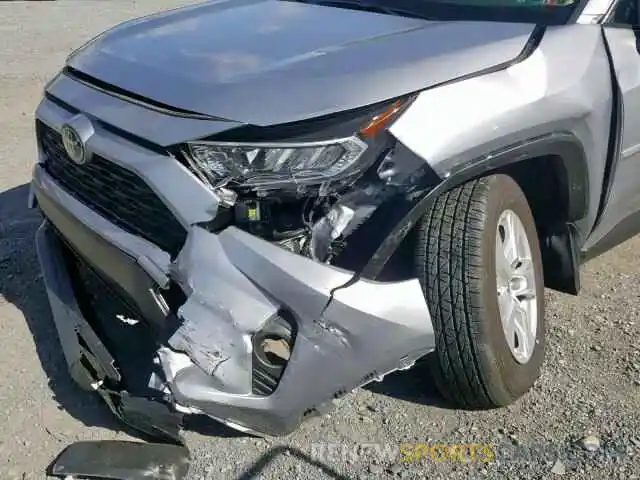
[170,95,427,269]
[302,140,443,271]
[48,441,190,480]
[196,130,443,271]
[309,204,355,263]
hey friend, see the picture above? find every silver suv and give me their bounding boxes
[30,0,640,439]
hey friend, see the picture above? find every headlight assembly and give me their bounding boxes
[184,136,368,190]
[181,96,414,192]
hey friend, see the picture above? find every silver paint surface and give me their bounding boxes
[391,24,615,241]
[30,0,640,436]
[584,26,640,249]
[45,73,240,147]
[30,99,437,433]
[67,0,535,125]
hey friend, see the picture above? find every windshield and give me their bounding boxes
[286,0,580,25]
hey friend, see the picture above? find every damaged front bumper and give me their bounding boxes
[31,88,436,438]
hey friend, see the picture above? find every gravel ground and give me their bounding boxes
[0,1,638,479]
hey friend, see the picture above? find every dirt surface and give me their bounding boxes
[0,1,638,479]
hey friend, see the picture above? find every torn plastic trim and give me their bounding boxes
[31,167,180,335]
[317,139,444,274]
[35,221,120,390]
[162,225,356,399]
[36,221,185,445]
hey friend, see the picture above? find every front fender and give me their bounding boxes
[388,24,611,247]
[331,132,590,280]
[332,24,615,279]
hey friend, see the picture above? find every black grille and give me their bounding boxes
[37,121,187,256]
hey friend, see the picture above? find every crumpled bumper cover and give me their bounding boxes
[30,87,436,437]
[32,164,435,437]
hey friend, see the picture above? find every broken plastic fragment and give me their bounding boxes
[147,371,171,394]
[90,379,104,391]
[310,205,355,261]
[156,348,196,383]
[215,186,237,207]
[116,314,139,326]
[261,337,291,362]
[327,206,355,240]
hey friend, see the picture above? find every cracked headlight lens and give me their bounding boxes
[184,136,368,189]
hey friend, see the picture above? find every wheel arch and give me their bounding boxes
[439,132,590,225]
[368,132,591,295]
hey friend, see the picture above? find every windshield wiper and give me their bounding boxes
[284,0,434,20]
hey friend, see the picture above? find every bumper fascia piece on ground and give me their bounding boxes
[48,440,190,480]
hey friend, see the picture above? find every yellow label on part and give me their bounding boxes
[247,207,259,221]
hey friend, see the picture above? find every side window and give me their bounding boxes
[608,0,639,25]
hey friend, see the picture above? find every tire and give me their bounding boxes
[415,174,545,409]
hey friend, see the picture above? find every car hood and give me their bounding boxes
[67,0,537,127]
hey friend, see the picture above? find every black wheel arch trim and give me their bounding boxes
[357,131,591,280]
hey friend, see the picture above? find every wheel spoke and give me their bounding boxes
[502,211,519,266]
[505,326,518,354]
[502,297,519,353]
[513,213,531,261]
[498,292,516,330]
[513,282,536,300]
[495,236,512,284]
[512,302,533,359]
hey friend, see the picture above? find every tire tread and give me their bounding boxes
[416,178,494,408]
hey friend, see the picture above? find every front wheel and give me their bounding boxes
[415,174,545,408]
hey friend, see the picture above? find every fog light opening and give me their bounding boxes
[259,336,291,367]
[252,313,296,396]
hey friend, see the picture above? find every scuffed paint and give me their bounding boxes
[165,226,279,394]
